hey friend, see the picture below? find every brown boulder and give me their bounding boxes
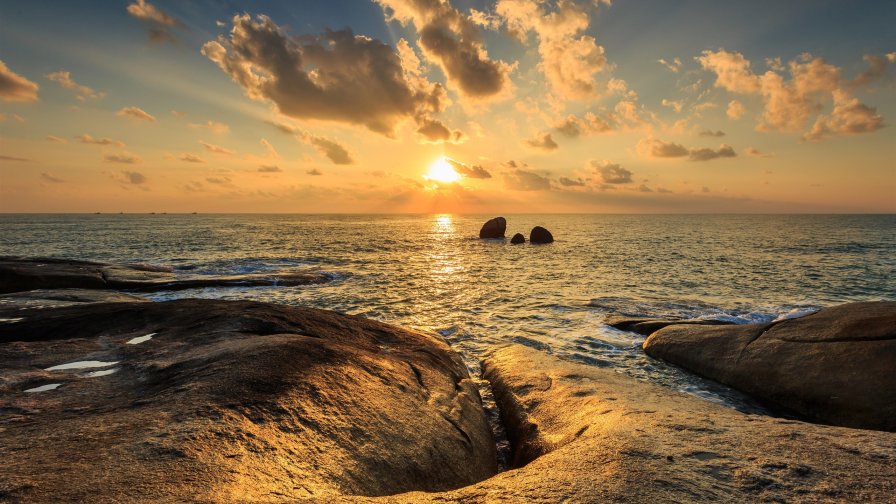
[509,233,525,244]
[0,299,497,502]
[529,226,553,244]
[478,217,506,239]
[643,302,896,431]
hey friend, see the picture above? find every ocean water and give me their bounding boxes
[2,214,894,409]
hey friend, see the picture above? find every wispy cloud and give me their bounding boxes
[303,135,354,165]
[0,60,39,102]
[178,154,205,163]
[117,106,156,122]
[189,120,228,134]
[45,70,102,101]
[127,0,183,44]
[258,165,282,173]
[104,153,142,164]
[447,159,492,179]
[79,134,125,148]
[524,132,559,151]
[199,141,234,156]
[638,138,737,162]
[41,172,64,183]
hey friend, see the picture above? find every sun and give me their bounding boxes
[425,157,461,184]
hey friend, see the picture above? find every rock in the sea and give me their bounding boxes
[478,217,506,239]
[643,302,896,431]
[510,233,525,244]
[402,345,896,502]
[529,226,553,244]
[0,299,497,502]
[0,288,148,311]
[606,314,734,336]
[0,257,332,294]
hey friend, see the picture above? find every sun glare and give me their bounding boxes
[425,158,461,184]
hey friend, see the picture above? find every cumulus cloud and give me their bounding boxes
[662,99,683,113]
[258,165,282,173]
[179,154,205,163]
[446,158,491,179]
[41,172,64,183]
[376,0,512,100]
[416,118,466,144]
[699,49,884,140]
[688,144,736,161]
[303,134,354,165]
[726,99,745,120]
[699,129,725,137]
[199,141,234,156]
[504,167,552,191]
[307,168,323,176]
[127,0,183,44]
[524,132,559,150]
[553,112,612,137]
[638,137,736,161]
[45,71,102,101]
[189,120,229,134]
[558,176,585,187]
[850,52,896,88]
[203,14,448,136]
[591,161,633,184]
[117,106,156,122]
[79,134,125,148]
[0,60,39,102]
[658,57,682,73]
[120,171,147,184]
[104,154,141,164]
[497,0,607,100]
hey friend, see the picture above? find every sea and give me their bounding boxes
[2,214,894,411]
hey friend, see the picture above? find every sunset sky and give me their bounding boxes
[1,0,894,213]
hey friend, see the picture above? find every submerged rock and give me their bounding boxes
[510,233,525,244]
[0,257,332,294]
[478,217,506,239]
[529,226,554,244]
[643,301,896,431]
[0,299,497,502]
[606,314,734,336]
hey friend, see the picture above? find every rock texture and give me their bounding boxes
[478,217,506,239]
[509,233,525,244]
[0,257,332,294]
[378,345,896,503]
[606,314,734,336]
[643,302,896,431]
[0,299,497,502]
[0,288,148,311]
[529,226,553,244]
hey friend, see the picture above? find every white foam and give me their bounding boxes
[126,333,156,345]
[86,368,119,377]
[46,360,119,371]
[0,317,24,323]
[25,383,61,393]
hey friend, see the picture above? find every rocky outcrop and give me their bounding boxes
[529,226,553,244]
[386,345,896,503]
[510,233,525,244]
[0,288,148,311]
[643,302,896,431]
[606,314,734,336]
[0,257,332,294]
[478,217,506,239]
[0,299,497,502]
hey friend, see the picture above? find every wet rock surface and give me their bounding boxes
[0,299,497,502]
[509,233,525,244]
[643,302,896,431]
[478,217,506,239]
[0,257,332,294]
[606,314,735,336]
[528,226,553,244]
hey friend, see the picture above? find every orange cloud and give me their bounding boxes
[0,60,39,102]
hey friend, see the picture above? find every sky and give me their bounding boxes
[1,0,894,213]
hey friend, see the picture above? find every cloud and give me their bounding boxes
[0,155,30,162]
[638,184,652,192]
[46,135,67,143]
[697,49,760,94]
[803,90,884,141]
[658,57,682,73]
[307,168,323,176]
[591,161,633,184]
[117,106,156,122]
[638,137,736,161]
[524,132,558,150]
[688,144,736,161]
[662,99,683,113]
[203,14,447,136]
[726,99,745,120]
[127,0,182,44]
[301,134,353,165]
[179,154,205,163]
[45,70,103,101]
[0,60,39,102]
[745,147,774,158]
[189,120,229,134]
[558,176,585,187]
[264,119,299,135]
[258,165,282,173]
[376,0,511,100]
[259,138,279,159]
[416,118,466,144]
[699,129,725,137]
[41,172,64,183]
[497,0,608,100]
[104,154,141,164]
[553,112,612,137]
[205,176,232,185]
[0,112,24,122]
[447,158,491,179]
[120,171,147,184]
[504,165,551,191]
[199,141,234,156]
[850,52,896,88]
[79,134,125,147]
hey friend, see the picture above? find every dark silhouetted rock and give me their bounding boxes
[529,226,554,244]
[0,288,148,311]
[510,233,525,244]
[643,302,896,431]
[478,217,506,239]
[0,257,332,294]
[606,314,735,336]
[0,299,497,502]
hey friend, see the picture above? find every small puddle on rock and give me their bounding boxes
[86,368,119,377]
[126,333,156,345]
[25,383,62,393]
[46,360,119,371]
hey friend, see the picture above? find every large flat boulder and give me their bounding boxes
[605,314,734,336]
[383,345,896,502]
[0,299,497,502]
[643,302,896,431]
[0,257,333,294]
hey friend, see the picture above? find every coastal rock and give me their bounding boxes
[478,217,506,239]
[643,302,896,431]
[0,257,332,294]
[0,299,497,502]
[529,226,553,244]
[606,314,734,336]
[389,345,896,502]
[0,288,148,312]
[510,233,525,244]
